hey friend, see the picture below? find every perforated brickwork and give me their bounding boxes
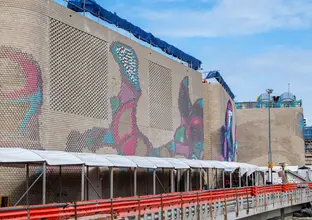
[0,46,42,149]
[148,61,173,131]
[50,18,109,119]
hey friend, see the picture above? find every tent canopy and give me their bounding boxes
[125,156,156,169]
[72,153,114,167]
[160,158,189,169]
[0,148,263,173]
[31,150,84,166]
[0,148,44,165]
[101,154,137,168]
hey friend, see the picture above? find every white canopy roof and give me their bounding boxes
[101,154,137,168]
[205,160,225,169]
[0,148,44,165]
[0,148,266,173]
[125,156,157,169]
[178,158,202,168]
[31,150,84,166]
[72,153,114,167]
[220,161,239,172]
[220,161,259,176]
[145,157,174,168]
[161,158,189,169]
[259,165,298,173]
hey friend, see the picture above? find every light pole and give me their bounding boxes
[266,88,273,184]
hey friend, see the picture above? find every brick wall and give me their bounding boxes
[203,83,237,161]
[0,0,203,204]
[237,107,305,166]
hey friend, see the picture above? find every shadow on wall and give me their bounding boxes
[65,42,204,159]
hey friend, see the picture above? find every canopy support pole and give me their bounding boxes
[59,166,62,202]
[86,166,89,200]
[216,168,218,188]
[189,169,192,191]
[170,169,174,193]
[239,170,241,188]
[222,170,225,189]
[186,169,190,191]
[81,164,85,201]
[42,162,46,204]
[253,172,255,186]
[255,172,257,186]
[134,167,137,196]
[207,168,209,190]
[84,173,102,199]
[153,169,156,195]
[230,171,232,188]
[177,170,181,192]
[109,167,114,198]
[26,164,29,206]
[199,169,202,190]
[15,172,43,206]
[246,174,248,187]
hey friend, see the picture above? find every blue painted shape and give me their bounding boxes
[150,148,160,157]
[104,131,115,144]
[183,78,188,87]
[9,89,42,136]
[195,142,204,150]
[197,99,203,108]
[167,141,176,152]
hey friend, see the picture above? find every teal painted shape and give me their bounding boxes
[151,148,160,157]
[195,142,204,150]
[197,99,203,107]
[110,97,120,114]
[104,131,115,144]
[183,78,188,87]
[167,141,176,152]
[174,127,186,143]
[193,149,201,158]
[86,137,93,151]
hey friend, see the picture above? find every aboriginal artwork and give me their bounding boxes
[222,100,236,161]
[0,46,42,149]
[65,42,204,159]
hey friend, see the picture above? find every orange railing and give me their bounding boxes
[0,183,309,220]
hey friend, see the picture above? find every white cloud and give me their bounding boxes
[129,0,312,37]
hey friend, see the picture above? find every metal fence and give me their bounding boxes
[0,183,311,219]
[236,100,303,110]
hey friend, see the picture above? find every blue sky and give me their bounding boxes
[60,0,312,123]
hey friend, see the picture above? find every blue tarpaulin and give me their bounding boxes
[205,71,235,99]
[67,0,202,70]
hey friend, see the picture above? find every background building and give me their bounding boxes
[202,71,237,162]
[304,126,312,165]
[236,92,305,166]
[0,0,203,204]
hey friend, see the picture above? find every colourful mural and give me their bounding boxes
[0,46,42,149]
[160,78,204,159]
[65,42,203,159]
[222,100,236,161]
